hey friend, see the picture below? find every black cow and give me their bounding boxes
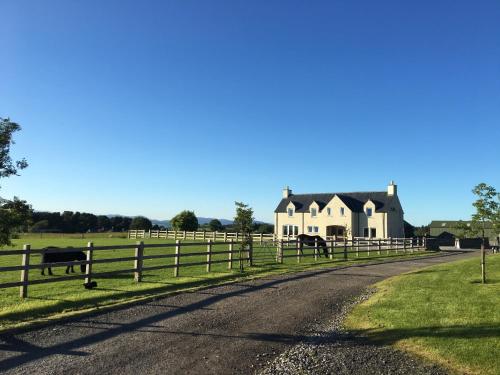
[297,234,329,258]
[41,246,86,276]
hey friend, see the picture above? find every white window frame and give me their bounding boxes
[327,207,332,216]
[314,226,319,233]
[310,208,317,217]
[287,208,294,217]
[307,226,313,233]
[340,207,345,216]
[366,208,372,217]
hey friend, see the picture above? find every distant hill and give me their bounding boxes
[108,215,267,229]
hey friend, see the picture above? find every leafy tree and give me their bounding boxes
[454,220,479,239]
[30,219,50,233]
[130,216,153,231]
[0,197,32,245]
[234,202,254,272]
[471,183,499,241]
[171,210,198,231]
[0,118,28,179]
[414,225,430,237]
[97,215,112,231]
[0,118,29,246]
[254,223,274,234]
[471,183,499,283]
[208,219,223,232]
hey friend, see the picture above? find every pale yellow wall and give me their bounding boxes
[275,194,405,239]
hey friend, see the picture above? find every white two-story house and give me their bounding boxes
[274,182,405,239]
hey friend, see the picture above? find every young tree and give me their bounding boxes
[208,219,223,232]
[0,118,29,246]
[233,202,254,272]
[171,210,198,231]
[130,216,153,231]
[471,183,499,283]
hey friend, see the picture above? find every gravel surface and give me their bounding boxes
[258,291,447,375]
[0,250,475,374]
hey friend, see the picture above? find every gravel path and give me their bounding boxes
[0,250,476,374]
[258,291,446,375]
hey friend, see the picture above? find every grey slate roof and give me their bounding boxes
[274,191,397,214]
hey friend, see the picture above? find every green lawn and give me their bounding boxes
[0,236,431,332]
[345,254,500,375]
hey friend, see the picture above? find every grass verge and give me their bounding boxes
[345,254,500,375]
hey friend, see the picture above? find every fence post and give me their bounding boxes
[174,240,180,277]
[235,232,239,242]
[20,244,30,298]
[296,238,301,263]
[224,232,227,242]
[314,238,318,261]
[228,240,233,269]
[277,239,284,264]
[260,233,263,245]
[174,230,177,240]
[330,240,334,260]
[183,231,186,240]
[367,239,370,256]
[128,231,131,239]
[85,241,94,285]
[343,240,347,261]
[356,238,359,257]
[248,239,253,266]
[378,239,381,255]
[403,238,407,253]
[213,231,217,241]
[134,241,144,282]
[206,239,212,272]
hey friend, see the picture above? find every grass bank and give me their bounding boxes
[345,254,500,375]
[0,236,432,332]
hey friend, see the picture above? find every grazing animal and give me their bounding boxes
[41,247,86,276]
[297,234,329,258]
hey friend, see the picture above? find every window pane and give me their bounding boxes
[367,208,372,217]
[288,208,293,217]
[371,228,376,238]
[283,225,287,235]
[363,228,369,237]
[314,226,318,233]
[311,208,316,217]
[340,207,344,216]
[308,226,312,232]
[294,226,298,235]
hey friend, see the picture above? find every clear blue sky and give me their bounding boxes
[1,0,499,225]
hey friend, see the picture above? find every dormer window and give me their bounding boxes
[310,208,317,217]
[327,207,332,216]
[288,208,294,217]
[366,208,372,217]
[340,207,345,216]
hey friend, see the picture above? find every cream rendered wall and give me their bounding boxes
[275,202,304,237]
[359,200,386,238]
[295,195,354,238]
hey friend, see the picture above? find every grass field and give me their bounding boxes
[345,254,500,375]
[0,236,431,332]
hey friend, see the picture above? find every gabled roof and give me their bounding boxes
[275,191,398,214]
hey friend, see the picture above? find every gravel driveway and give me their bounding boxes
[0,250,476,374]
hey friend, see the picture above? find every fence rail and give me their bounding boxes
[0,237,427,299]
[129,229,276,243]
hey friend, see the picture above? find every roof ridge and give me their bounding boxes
[290,191,387,196]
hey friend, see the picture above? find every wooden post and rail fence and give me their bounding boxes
[1,236,428,299]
